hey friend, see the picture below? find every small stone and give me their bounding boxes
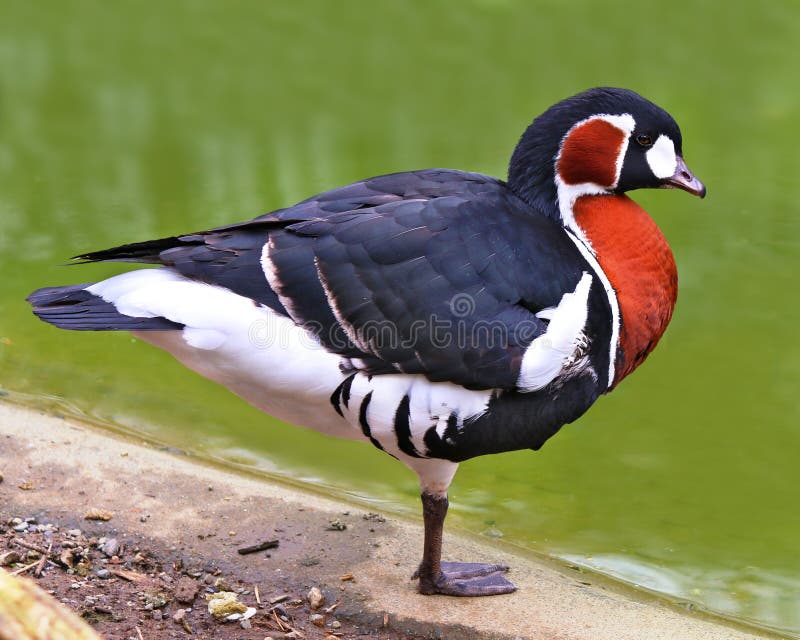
[240,618,252,630]
[152,610,163,621]
[299,556,320,567]
[242,607,256,620]
[66,529,82,538]
[307,586,324,610]
[96,569,111,579]
[326,519,346,531]
[362,512,386,523]
[18,481,34,490]
[174,577,199,604]
[0,551,20,566]
[330,620,341,629]
[101,538,119,557]
[213,577,232,592]
[12,523,28,532]
[310,613,325,627]
[0,471,3,483]
[142,591,169,609]
[172,608,187,624]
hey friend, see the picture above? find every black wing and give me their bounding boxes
[75,169,604,390]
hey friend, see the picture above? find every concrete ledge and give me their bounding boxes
[0,401,780,640]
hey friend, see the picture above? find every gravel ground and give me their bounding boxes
[1,510,426,640]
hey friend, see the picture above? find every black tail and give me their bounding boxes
[27,284,183,331]
[71,235,185,264]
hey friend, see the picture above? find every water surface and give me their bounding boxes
[1,1,799,635]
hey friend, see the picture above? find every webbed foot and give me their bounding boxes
[415,561,517,596]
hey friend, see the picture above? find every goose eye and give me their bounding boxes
[635,134,653,148]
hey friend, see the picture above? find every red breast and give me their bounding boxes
[573,194,677,387]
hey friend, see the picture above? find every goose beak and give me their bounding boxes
[663,156,706,198]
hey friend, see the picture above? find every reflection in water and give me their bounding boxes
[1,2,799,636]
[566,554,800,637]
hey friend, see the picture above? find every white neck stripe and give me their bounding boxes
[564,228,619,389]
[551,113,632,388]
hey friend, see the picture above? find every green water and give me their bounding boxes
[1,1,799,634]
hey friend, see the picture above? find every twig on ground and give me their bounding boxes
[9,559,40,576]
[12,538,52,556]
[236,539,279,555]
[34,542,52,577]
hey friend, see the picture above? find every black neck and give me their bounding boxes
[508,87,652,224]
[507,124,561,222]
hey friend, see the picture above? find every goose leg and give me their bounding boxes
[415,491,517,596]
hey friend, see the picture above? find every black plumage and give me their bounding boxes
[28,284,183,331]
[60,169,610,391]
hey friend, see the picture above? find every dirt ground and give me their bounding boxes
[1,508,421,640]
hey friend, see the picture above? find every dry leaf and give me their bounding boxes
[83,509,113,521]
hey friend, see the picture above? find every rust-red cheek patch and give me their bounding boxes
[557,118,626,188]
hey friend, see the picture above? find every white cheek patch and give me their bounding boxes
[646,135,678,179]
[599,114,636,189]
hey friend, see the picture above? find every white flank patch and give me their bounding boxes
[646,134,678,179]
[343,372,491,456]
[517,272,593,392]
